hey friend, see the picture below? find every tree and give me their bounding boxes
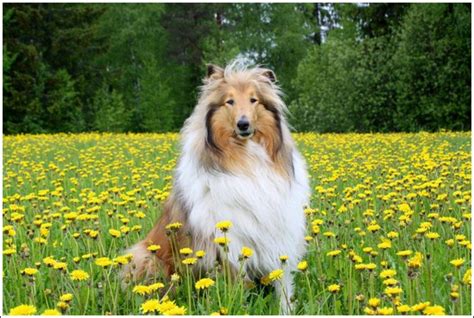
[337,3,409,38]
[92,84,129,132]
[3,3,105,133]
[3,8,16,93]
[140,57,175,132]
[392,4,471,131]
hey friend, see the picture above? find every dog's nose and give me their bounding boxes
[237,118,250,131]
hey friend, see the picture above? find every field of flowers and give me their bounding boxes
[2,132,472,315]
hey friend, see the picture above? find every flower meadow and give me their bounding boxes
[2,132,472,315]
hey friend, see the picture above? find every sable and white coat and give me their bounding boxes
[122,61,310,312]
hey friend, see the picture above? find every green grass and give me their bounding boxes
[3,131,471,315]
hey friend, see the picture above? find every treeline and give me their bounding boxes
[3,3,471,134]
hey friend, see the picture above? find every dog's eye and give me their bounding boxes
[250,98,258,104]
[226,99,234,106]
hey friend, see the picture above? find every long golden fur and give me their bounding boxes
[121,61,309,314]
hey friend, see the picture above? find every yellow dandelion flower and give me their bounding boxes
[3,248,16,255]
[379,269,396,279]
[387,231,399,238]
[384,286,403,296]
[133,285,151,296]
[147,244,161,252]
[182,257,197,265]
[396,250,413,257]
[397,304,411,313]
[241,246,253,259]
[88,230,99,239]
[9,304,37,316]
[297,261,308,272]
[323,231,335,237]
[149,282,165,292]
[425,232,440,240]
[363,247,373,253]
[163,306,186,315]
[355,264,367,270]
[377,241,391,250]
[95,257,113,267]
[445,239,455,247]
[260,275,271,286]
[41,309,61,315]
[327,284,340,293]
[53,262,67,271]
[383,278,398,286]
[195,278,215,290]
[70,269,89,281]
[59,293,73,302]
[408,252,423,268]
[165,222,182,231]
[113,255,130,265]
[157,299,178,314]
[363,307,376,315]
[367,224,381,232]
[214,237,230,246]
[423,305,445,315]
[368,298,380,308]
[141,299,160,314]
[327,250,342,257]
[279,255,289,262]
[268,269,284,281]
[82,253,93,260]
[56,301,69,310]
[377,307,394,315]
[462,268,471,285]
[215,220,233,232]
[312,225,320,234]
[195,250,206,258]
[450,258,465,268]
[179,247,193,255]
[21,268,38,276]
[411,301,430,312]
[109,229,121,238]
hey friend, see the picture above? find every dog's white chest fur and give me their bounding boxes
[176,139,309,278]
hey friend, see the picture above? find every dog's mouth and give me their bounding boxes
[235,130,254,140]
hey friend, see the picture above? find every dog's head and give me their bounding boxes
[200,61,286,151]
[189,60,292,175]
[204,63,280,140]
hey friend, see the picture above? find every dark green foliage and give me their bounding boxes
[2,3,471,134]
[391,4,471,131]
[140,58,175,132]
[94,4,169,132]
[92,84,129,132]
[291,3,470,132]
[338,3,409,38]
[3,3,105,133]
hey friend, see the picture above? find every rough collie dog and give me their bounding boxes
[122,61,310,312]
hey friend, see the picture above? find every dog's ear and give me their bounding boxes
[261,69,277,83]
[206,64,224,81]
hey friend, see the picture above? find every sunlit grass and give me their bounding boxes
[2,131,471,315]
